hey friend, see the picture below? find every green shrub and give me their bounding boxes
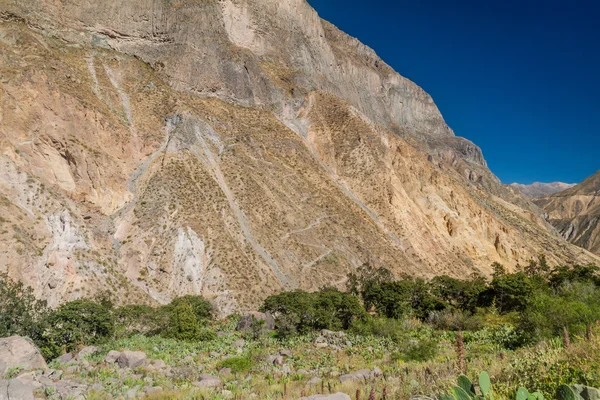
[428,309,483,331]
[392,338,439,362]
[350,316,407,343]
[114,304,169,336]
[163,302,215,342]
[41,299,115,358]
[263,288,366,336]
[0,273,49,339]
[163,295,212,321]
[217,356,253,374]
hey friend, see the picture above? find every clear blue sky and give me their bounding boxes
[307,0,599,184]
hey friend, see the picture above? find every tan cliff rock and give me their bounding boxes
[0,2,597,313]
[535,171,600,256]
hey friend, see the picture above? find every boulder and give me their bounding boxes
[299,393,351,400]
[236,312,275,332]
[0,379,35,400]
[279,349,292,357]
[192,374,222,388]
[76,346,98,360]
[572,385,600,400]
[104,350,121,364]
[307,377,322,386]
[54,353,74,364]
[313,330,349,349]
[117,351,147,369]
[0,336,47,376]
[339,369,371,383]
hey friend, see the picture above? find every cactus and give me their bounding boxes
[479,371,491,398]
[458,375,476,397]
[556,385,577,400]
[516,387,529,400]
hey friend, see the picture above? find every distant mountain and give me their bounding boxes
[534,171,600,255]
[510,182,576,198]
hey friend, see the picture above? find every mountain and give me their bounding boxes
[534,171,600,256]
[0,0,597,313]
[510,182,576,199]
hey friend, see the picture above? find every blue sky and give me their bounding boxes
[307,0,599,184]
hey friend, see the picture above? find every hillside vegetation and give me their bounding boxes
[2,257,600,399]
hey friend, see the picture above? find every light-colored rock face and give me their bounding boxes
[510,182,576,198]
[0,4,598,312]
[535,171,600,255]
[0,336,48,376]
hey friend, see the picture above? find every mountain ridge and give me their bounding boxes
[510,181,576,199]
[534,170,600,255]
[0,1,597,314]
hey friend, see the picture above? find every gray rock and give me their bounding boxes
[372,366,383,377]
[90,383,105,393]
[281,364,292,374]
[0,336,48,376]
[232,339,245,349]
[76,345,98,360]
[274,355,285,366]
[65,366,79,374]
[117,351,147,369]
[146,386,163,394]
[219,367,232,376]
[572,385,600,400]
[236,312,275,332]
[151,359,167,370]
[104,350,121,364]
[307,377,322,385]
[0,379,35,400]
[192,374,222,388]
[339,369,371,383]
[54,353,74,364]
[125,387,139,399]
[279,349,292,357]
[299,393,351,400]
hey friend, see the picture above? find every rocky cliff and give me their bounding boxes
[534,171,600,256]
[510,182,576,199]
[0,0,597,313]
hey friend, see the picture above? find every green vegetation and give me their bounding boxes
[1,257,600,399]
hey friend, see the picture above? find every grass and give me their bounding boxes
[45,318,600,399]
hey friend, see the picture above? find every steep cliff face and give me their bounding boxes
[0,2,597,312]
[535,171,600,256]
[510,182,576,199]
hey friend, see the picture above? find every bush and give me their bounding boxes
[392,339,439,362]
[428,309,483,331]
[164,302,200,341]
[114,304,169,336]
[263,288,366,336]
[350,317,408,343]
[41,299,115,358]
[217,356,253,374]
[0,273,49,339]
[163,295,213,321]
[362,278,447,320]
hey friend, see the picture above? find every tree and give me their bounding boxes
[163,295,213,321]
[0,273,48,339]
[164,302,202,341]
[42,299,115,357]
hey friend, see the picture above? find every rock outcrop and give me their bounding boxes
[0,1,598,313]
[535,171,600,255]
[0,336,48,376]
